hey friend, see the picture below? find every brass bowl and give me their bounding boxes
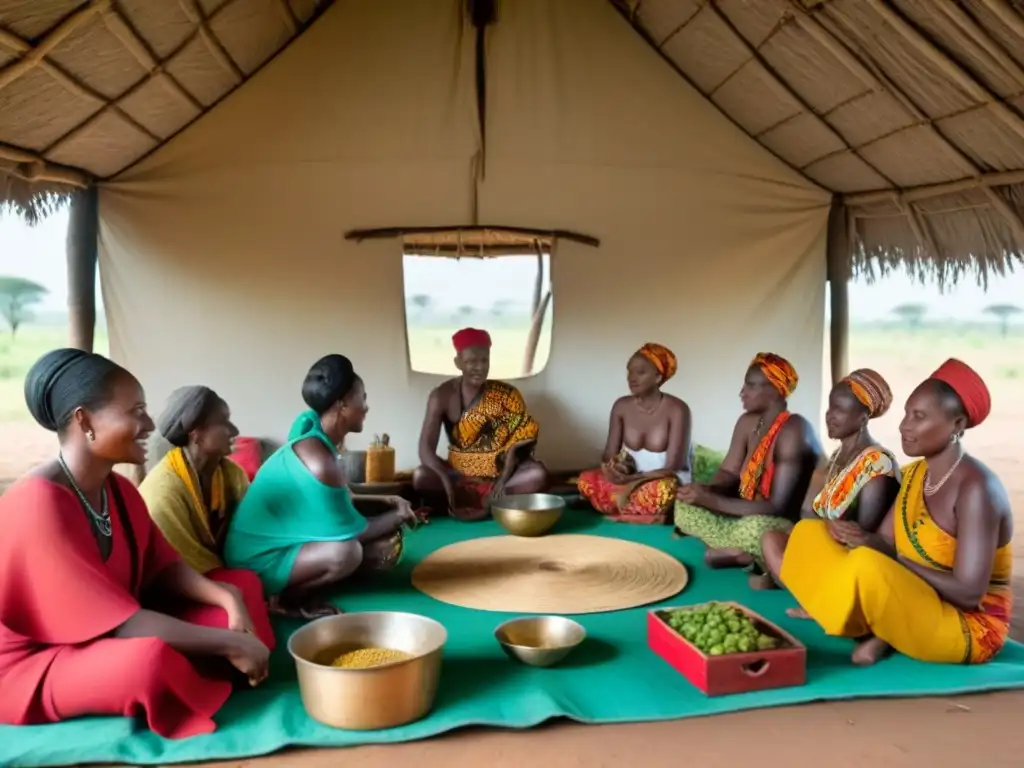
[288,611,447,730]
[492,493,565,537]
[494,615,587,667]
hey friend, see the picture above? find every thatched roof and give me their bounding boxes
[3,0,1024,282]
[1,0,330,219]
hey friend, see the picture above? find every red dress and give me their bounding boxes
[0,475,275,738]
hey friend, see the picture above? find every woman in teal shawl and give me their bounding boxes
[224,355,417,618]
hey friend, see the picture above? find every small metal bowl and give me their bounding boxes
[492,493,565,537]
[494,615,587,667]
[288,611,447,730]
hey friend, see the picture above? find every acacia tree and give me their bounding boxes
[890,302,928,331]
[984,303,1022,338]
[0,277,47,338]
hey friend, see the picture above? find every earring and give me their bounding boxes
[950,433,961,444]
[87,430,96,442]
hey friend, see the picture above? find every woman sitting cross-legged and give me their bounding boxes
[139,386,275,638]
[767,359,1013,666]
[223,354,420,619]
[577,343,692,525]
[0,350,272,738]
[759,369,901,591]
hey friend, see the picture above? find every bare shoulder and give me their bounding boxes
[27,458,63,483]
[664,393,691,417]
[734,412,760,434]
[782,413,817,442]
[959,455,1011,518]
[611,394,632,412]
[428,379,458,405]
[292,437,338,481]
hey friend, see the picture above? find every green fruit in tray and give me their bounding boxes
[662,603,780,655]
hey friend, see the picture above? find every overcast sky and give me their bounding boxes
[1,208,1021,318]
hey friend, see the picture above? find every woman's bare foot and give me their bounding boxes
[786,607,810,619]
[748,572,779,590]
[852,636,891,666]
[704,548,754,569]
[268,595,341,620]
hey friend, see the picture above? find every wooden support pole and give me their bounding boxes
[66,186,99,352]
[826,196,851,385]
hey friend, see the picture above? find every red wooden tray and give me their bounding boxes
[648,601,806,696]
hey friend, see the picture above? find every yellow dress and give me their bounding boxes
[781,459,1012,664]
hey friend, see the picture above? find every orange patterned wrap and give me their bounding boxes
[447,380,539,479]
[635,343,678,383]
[738,411,790,500]
[751,352,798,397]
[577,469,678,525]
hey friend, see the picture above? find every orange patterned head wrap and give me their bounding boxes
[928,358,991,428]
[751,352,798,397]
[635,343,678,383]
[840,368,893,419]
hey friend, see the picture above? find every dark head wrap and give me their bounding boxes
[157,385,224,447]
[24,349,128,432]
[301,354,359,414]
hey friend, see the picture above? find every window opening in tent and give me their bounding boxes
[402,250,553,379]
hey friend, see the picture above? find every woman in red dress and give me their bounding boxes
[0,349,275,738]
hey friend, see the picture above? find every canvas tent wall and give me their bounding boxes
[95,0,829,470]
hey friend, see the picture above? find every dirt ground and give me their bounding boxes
[6,334,1024,768]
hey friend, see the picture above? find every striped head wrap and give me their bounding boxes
[840,368,892,419]
[635,343,678,383]
[751,352,798,397]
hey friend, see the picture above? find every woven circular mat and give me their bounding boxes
[411,534,688,615]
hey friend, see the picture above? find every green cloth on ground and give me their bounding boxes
[674,501,792,562]
[223,411,367,594]
[5,511,1024,767]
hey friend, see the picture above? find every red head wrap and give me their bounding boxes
[452,327,492,354]
[928,358,991,428]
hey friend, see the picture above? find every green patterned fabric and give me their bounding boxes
[674,502,792,563]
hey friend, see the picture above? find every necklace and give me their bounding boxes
[924,451,964,496]
[57,453,112,537]
[635,393,663,415]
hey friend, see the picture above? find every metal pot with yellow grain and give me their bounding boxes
[288,611,448,730]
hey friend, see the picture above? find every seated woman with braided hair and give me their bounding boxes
[0,350,272,738]
[224,354,421,619]
[139,387,274,635]
[771,359,1013,667]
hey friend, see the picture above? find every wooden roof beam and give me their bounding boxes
[0,143,90,187]
[177,0,245,83]
[0,0,110,90]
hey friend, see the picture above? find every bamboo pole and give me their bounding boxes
[0,143,89,187]
[845,169,1024,206]
[0,0,110,91]
[66,186,99,352]
[522,291,552,377]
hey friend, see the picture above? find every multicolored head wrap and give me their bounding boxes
[928,358,991,428]
[635,343,678,383]
[840,368,893,419]
[452,327,492,354]
[751,352,799,397]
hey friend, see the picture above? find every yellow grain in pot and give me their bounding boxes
[330,647,412,669]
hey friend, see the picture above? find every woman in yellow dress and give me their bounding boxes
[771,359,1012,666]
[760,369,901,585]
